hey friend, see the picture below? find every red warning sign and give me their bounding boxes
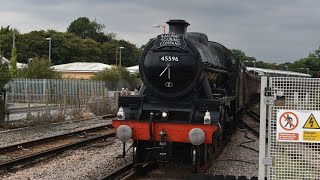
[278,132,299,141]
[279,112,299,131]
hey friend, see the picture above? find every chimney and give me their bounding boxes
[166,19,190,36]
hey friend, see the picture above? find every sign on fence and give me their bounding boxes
[259,77,320,180]
[277,110,320,143]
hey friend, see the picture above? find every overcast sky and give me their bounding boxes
[0,0,319,63]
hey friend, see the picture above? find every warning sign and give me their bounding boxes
[277,110,320,143]
[279,112,299,131]
[278,132,299,141]
[303,113,320,129]
[303,131,320,141]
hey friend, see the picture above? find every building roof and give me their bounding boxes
[246,67,311,77]
[52,62,112,73]
[1,56,27,69]
[126,65,139,73]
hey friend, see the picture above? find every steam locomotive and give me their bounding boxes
[112,19,259,172]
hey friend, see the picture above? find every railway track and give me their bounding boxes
[100,135,230,179]
[0,124,115,170]
[98,107,261,180]
[241,105,261,138]
[101,162,159,180]
[247,110,260,122]
[0,114,114,132]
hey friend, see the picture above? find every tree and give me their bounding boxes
[0,22,141,66]
[0,61,10,93]
[10,46,17,77]
[231,49,256,62]
[18,57,61,79]
[67,17,112,43]
[99,40,141,66]
[0,26,17,59]
[0,61,10,122]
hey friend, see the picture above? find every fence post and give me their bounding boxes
[79,88,83,111]
[92,88,96,99]
[25,78,28,103]
[11,80,14,103]
[27,89,31,117]
[104,87,109,98]
[97,96,100,116]
[63,88,67,115]
[45,88,49,111]
[43,79,46,104]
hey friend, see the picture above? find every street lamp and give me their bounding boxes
[45,38,51,64]
[119,47,125,66]
[153,24,166,34]
[300,68,303,73]
[306,68,309,74]
[285,65,288,71]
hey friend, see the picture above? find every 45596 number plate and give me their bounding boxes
[160,56,179,62]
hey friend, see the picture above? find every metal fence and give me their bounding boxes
[7,78,109,104]
[259,77,320,180]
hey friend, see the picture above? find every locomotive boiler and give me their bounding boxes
[113,19,242,172]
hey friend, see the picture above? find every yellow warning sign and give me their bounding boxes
[303,113,320,129]
[303,131,320,141]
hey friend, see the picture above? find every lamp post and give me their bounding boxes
[119,47,125,66]
[300,68,303,73]
[153,24,166,34]
[306,68,309,75]
[45,38,51,64]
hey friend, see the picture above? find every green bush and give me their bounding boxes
[92,66,140,90]
[18,57,61,79]
[0,61,10,122]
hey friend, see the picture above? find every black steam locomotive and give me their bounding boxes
[113,19,258,172]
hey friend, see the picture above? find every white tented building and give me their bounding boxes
[126,65,139,74]
[1,56,26,69]
[246,67,311,77]
[52,62,112,79]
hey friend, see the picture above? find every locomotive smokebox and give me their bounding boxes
[166,19,190,36]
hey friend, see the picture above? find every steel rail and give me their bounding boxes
[0,124,113,153]
[99,162,134,180]
[242,108,261,137]
[0,114,115,134]
[247,110,260,122]
[0,128,115,169]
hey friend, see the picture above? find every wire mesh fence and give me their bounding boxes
[267,77,320,179]
[7,78,109,104]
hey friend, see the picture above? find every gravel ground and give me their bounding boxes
[206,128,259,178]
[0,138,133,180]
[0,118,112,148]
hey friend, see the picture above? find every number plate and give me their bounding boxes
[160,56,179,62]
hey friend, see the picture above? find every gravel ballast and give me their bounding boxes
[206,128,259,178]
[0,139,133,180]
[0,118,111,148]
